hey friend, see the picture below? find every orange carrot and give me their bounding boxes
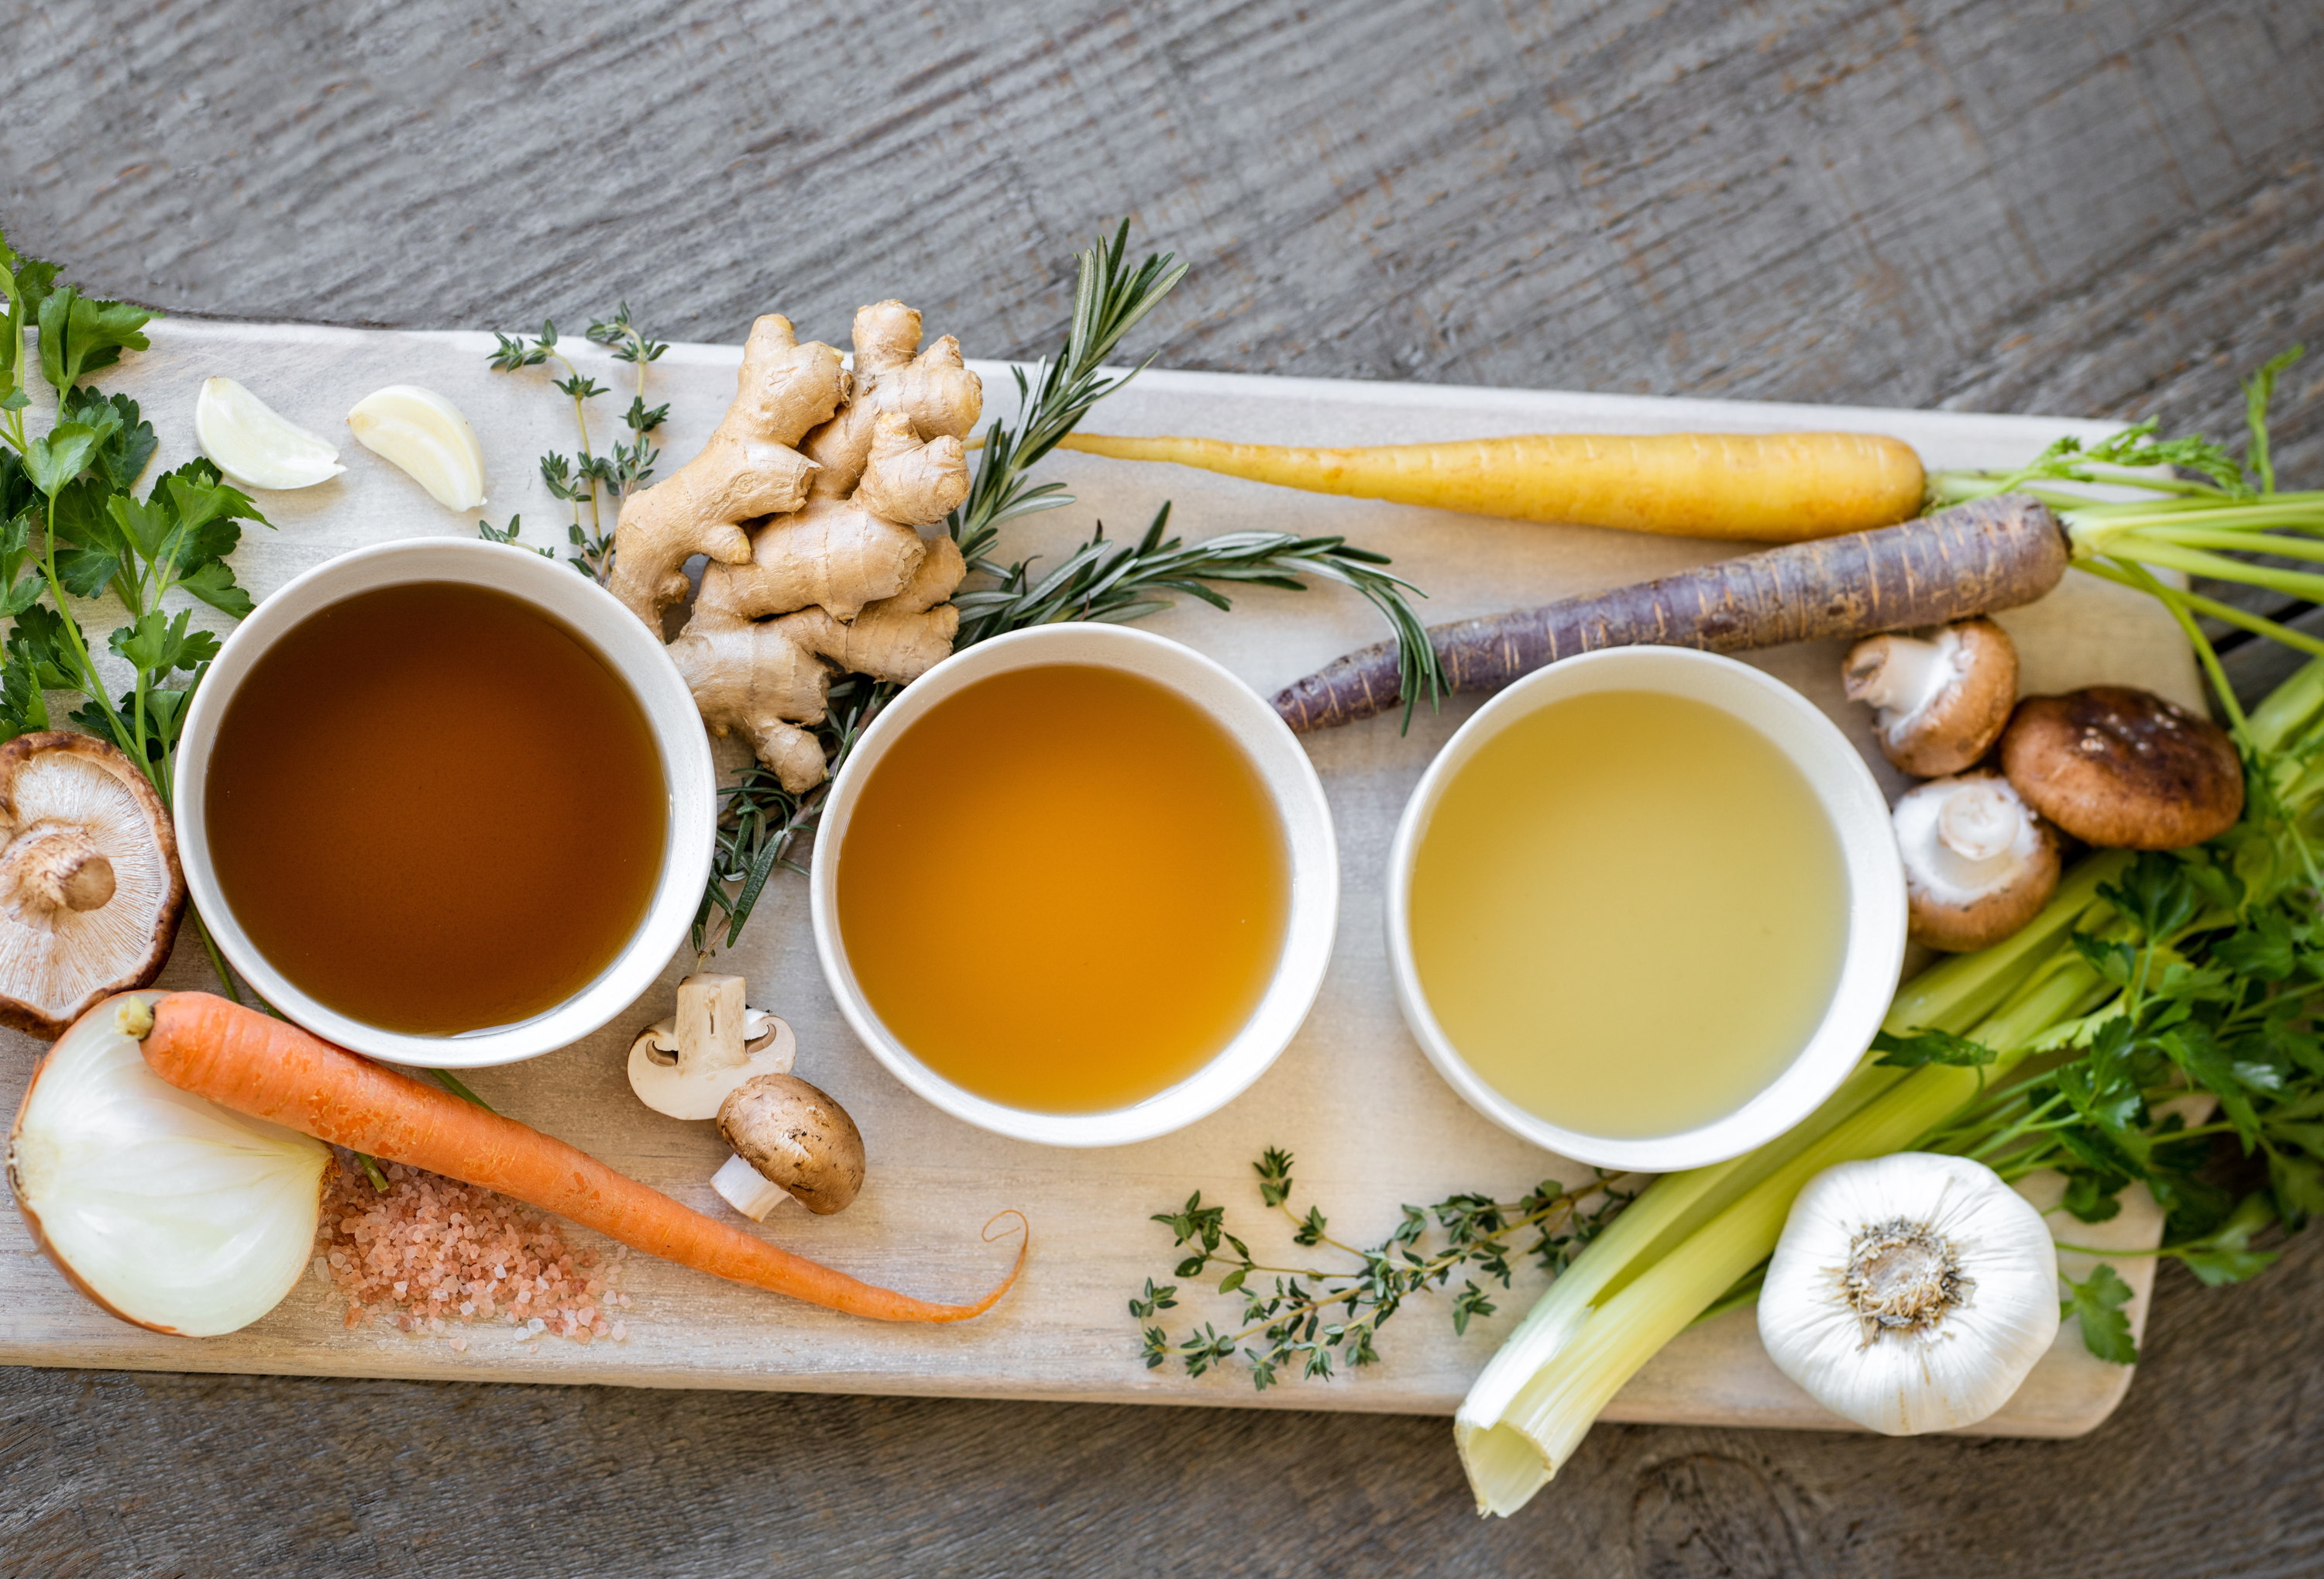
[135,992,1022,1324]
[1057,429,1926,542]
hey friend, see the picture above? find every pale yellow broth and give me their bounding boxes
[1408,689,1848,1140]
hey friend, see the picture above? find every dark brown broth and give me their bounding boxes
[204,580,667,1034]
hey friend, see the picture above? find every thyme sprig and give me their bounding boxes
[483,304,667,580]
[1134,1149,1632,1388]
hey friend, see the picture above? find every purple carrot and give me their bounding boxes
[1273,493,2070,732]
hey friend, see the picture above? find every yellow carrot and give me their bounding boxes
[1056,430,1925,542]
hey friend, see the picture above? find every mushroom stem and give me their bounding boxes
[1935,779,2022,864]
[712,1151,795,1222]
[1843,630,1955,717]
[5,831,116,914]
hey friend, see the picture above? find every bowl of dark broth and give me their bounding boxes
[176,538,713,1066]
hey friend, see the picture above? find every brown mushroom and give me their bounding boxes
[1999,686,2243,849]
[0,733,184,1037]
[711,1072,866,1219]
[1843,618,2019,777]
[1893,773,2061,951]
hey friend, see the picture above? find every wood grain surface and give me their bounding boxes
[3,0,2322,1574]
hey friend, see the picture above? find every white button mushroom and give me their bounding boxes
[1893,772,2060,951]
[1843,617,2019,777]
[1758,1153,2062,1436]
[626,973,795,1120]
[0,733,186,1038]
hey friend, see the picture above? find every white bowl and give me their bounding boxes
[175,538,715,1068]
[810,624,1338,1147]
[1385,646,1905,1173]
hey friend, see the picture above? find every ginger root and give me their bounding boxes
[613,301,982,794]
[606,315,846,631]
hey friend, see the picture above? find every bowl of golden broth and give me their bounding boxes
[810,624,1337,1147]
[176,538,715,1068]
[1386,646,1905,1172]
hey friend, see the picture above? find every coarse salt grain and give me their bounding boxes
[314,1151,636,1349]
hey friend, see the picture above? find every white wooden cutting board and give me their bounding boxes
[0,318,2201,1436]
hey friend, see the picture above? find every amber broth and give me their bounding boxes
[1407,690,1848,1139]
[205,581,667,1035]
[836,663,1291,1113]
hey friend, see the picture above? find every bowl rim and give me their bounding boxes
[1384,645,1906,1172]
[174,537,715,1068]
[809,622,1339,1147]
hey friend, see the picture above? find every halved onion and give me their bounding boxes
[7,992,329,1336]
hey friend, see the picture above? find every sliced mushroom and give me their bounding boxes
[627,973,795,1120]
[0,733,184,1038]
[1843,618,2019,777]
[1894,773,2061,951]
[713,1074,866,1220]
[1999,686,2243,850]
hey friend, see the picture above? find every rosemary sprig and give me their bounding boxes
[1134,1149,1633,1388]
[696,222,1444,949]
[692,673,885,953]
[947,222,1188,566]
[689,506,1441,948]
[954,504,1439,703]
[483,305,667,580]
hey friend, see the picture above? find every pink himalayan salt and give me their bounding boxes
[316,1152,633,1347]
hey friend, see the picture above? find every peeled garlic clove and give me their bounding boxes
[347,384,489,511]
[194,376,345,490]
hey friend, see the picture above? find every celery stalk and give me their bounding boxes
[1457,958,2109,1514]
[1459,666,2324,1519]
[1454,871,2121,1511]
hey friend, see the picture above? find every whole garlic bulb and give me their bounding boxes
[1758,1152,2061,1435]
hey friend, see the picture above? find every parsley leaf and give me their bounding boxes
[35,285,153,394]
[2060,1264,2139,1364]
[1872,1028,1998,1068]
[2169,1196,2280,1288]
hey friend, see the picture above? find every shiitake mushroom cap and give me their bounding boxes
[1999,686,2243,850]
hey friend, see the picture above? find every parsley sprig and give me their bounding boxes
[1135,1150,1631,1388]
[1908,837,2324,1357]
[0,229,266,996]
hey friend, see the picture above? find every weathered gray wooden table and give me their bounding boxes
[4,2,2322,1574]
